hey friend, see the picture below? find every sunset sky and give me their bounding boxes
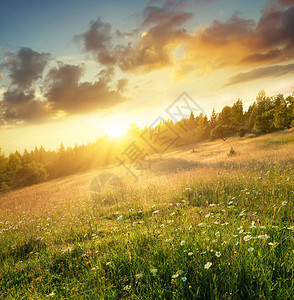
[1,0,294,154]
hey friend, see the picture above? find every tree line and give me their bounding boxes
[1,90,293,192]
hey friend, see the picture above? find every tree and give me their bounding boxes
[0,148,8,190]
[195,114,209,141]
[254,109,276,134]
[209,108,218,131]
[274,99,291,130]
[219,106,232,126]
[256,90,274,114]
[210,125,236,141]
[127,123,141,137]
[15,161,48,188]
[230,99,244,129]
[7,153,22,188]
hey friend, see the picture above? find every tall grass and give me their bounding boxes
[0,131,293,299]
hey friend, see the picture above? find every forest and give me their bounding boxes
[1,90,294,192]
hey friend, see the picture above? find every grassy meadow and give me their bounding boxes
[1,130,294,299]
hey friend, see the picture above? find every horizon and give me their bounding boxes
[1,0,294,154]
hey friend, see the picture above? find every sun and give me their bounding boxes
[106,125,126,138]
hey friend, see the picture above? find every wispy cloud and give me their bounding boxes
[224,63,294,86]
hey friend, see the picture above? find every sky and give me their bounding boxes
[0,0,294,154]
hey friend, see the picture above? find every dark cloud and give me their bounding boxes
[0,48,52,124]
[77,1,293,73]
[115,0,192,71]
[44,64,128,114]
[198,16,255,45]
[1,47,51,90]
[279,0,294,6]
[224,63,294,86]
[75,18,116,66]
[1,90,51,123]
[184,5,294,70]
[78,1,192,72]
[141,0,192,27]
[0,47,129,124]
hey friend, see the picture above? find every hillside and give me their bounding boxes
[0,129,294,299]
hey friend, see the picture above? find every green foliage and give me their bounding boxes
[254,109,276,134]
[14,161,48,188]
[230,99,244,129]
[219,106,232,126]
[1,90,294,192]
[211,124,237,141]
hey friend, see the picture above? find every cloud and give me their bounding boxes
[77,1,293,75]
[0,47,129,124]
[1,90,52,123]
[224,63,294,86]
[279,0,294,6]
[44,64,129,114]
[185,6,294,69]
[78,0,193,72]
[1,47,51,90]
[0,47,52,124]
[75,18,116,66]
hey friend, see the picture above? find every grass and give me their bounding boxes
[0,129,294,299]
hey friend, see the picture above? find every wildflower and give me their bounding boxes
[116,215,123,220]
[185,188,192,191]
[258,234,270,240]
[221,222,229,226]
[165,238,172,243]
[182,277,187,282]
[204,262,212,269]
[172,273,179,279]
[282,201,288,206]
[239,210,246,217]
[215,251,221,257]
[205,213,211,218]
[106,261,111,266]
[260,226,266,229]
[123,285,131,291]
[180,240,185,246]
[243,235,252,242]
[46,292,55,298]
[188,252,193,256]
[135,273,143,279]
[228,201,233,205]
[150,268,157,275]
[198,223,207,227]
[268,242,275,246]
[248,247,254,252]
[153,210,160,214]
[215,231,220,237]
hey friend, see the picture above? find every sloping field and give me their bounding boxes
[1,129,294,299]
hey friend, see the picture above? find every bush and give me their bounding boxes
[227,147,237,157]
[238,127,247,137]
